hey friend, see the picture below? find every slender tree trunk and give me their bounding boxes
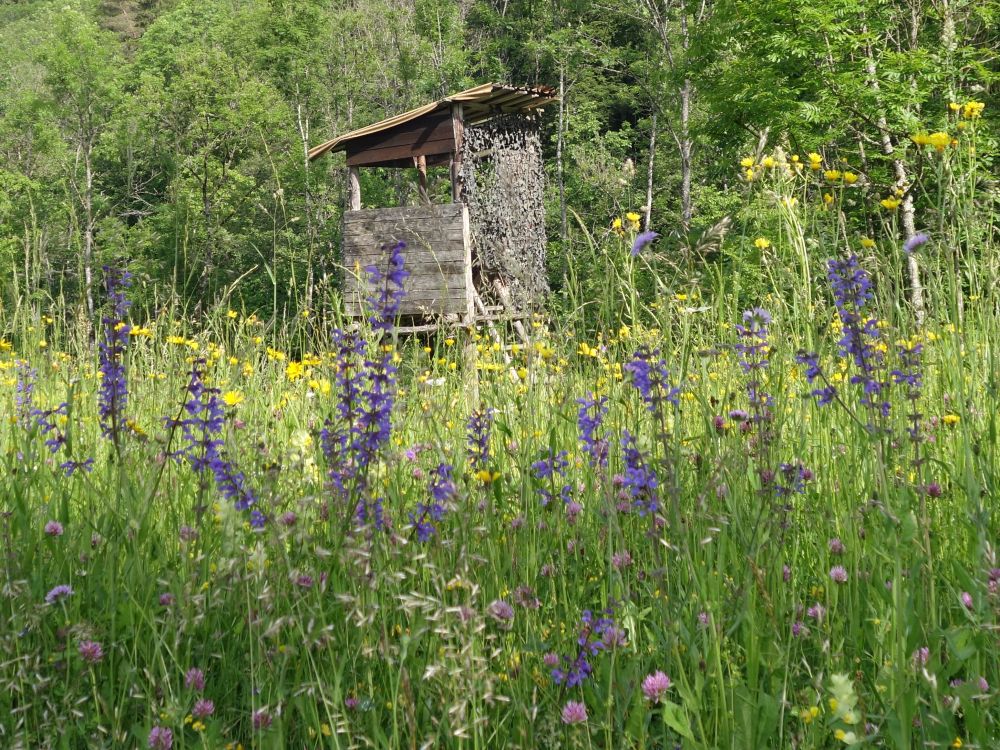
[644,112,657,231]
[83,144,95,319]
[864,47,925,325]
[296,96,314,308]
[557,66,567,243]
[679,11,692,228]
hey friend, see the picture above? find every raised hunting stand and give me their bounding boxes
[308,83,556,334]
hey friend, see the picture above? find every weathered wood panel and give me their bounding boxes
[342,204,473,320]
[345,112,455,167]
[344,204,464,223]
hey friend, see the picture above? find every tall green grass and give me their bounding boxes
[1,131,998,749]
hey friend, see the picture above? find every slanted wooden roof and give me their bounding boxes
[308,83,556,164]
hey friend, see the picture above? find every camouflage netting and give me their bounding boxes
[461,112,548,311]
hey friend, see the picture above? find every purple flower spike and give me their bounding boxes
[902,233,929,255]
[631,230,658,256]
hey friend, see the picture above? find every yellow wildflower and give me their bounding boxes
[842,171,858,184]
[740,156,754,168]
[226,309,238,319]
[222,390,244,407]
[942,414,960,427]
[754,237,771,250]
[962,101,984,119]
[286,361,305,381]
[745,168,755,181]
[266,347,285,361]
[880,196,901,210]
[948,102,961,112]
[823,193,834,205]
[762,155,776,168]
[824,169,842,181]
[860,237,876,249]
[926,132,952,151]
[807,152,823,170]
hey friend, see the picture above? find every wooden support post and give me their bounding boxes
[451,103,464,204]
[348,166,361,211]
[461,204,475,326]
[415,154,429,205]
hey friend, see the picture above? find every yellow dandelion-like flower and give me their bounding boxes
[842,171,858,184]
[754,237,771,249]
[762,156,776,168]
[942,413,960,426]
[807,152,823,170]
[860,237,876,249]
[824,169,842,182]
[222,390,244,407]
[823,193,834,205]
[948,102,961,112]
[926,132,951,151]
[286,361,305,381]
[226,309,238,319]
[740,156,755,168]
[745,168,755,181]
[880,196,901,210]
[962,101,984,119]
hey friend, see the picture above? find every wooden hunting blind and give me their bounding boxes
[308,83,556,331]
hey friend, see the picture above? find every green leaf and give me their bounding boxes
[662,700,695,741]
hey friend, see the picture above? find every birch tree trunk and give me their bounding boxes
[864,47,925,325]
[83,143,95,319]
[557,66,567,243]
[644,112,657,231]
[679,10,692,228]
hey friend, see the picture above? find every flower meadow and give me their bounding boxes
[3,127,1000,750]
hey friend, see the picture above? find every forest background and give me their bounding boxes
[0,0,997,325]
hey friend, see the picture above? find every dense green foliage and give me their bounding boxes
[1,0,997,319]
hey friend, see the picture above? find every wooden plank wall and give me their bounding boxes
[345,112,455,167]
[342,204,474,320]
